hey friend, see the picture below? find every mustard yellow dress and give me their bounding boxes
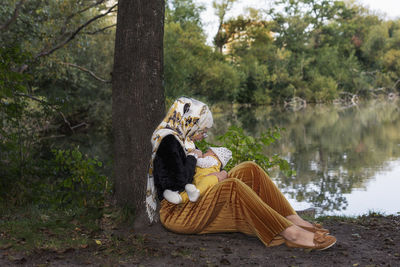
[160,161,297,246]
[180,155,220,203]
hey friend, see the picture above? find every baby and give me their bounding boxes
[163,147,232,204]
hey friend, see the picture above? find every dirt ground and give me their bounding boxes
[1,214,399,266]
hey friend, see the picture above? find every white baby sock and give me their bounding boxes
[185,184,200,202]
[163,189,182,204]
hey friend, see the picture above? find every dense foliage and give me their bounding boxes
[165,0,400,104]
[1,0,115,207]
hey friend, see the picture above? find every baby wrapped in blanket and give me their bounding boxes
[163,147,232,204]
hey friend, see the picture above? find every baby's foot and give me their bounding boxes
[163,189,182,204]
[185,184,200,202]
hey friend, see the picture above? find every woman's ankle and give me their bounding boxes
[286,214,313,227]
[280,225,301,242]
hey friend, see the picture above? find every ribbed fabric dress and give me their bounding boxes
[179,154,220,203]
[160,161,297,247]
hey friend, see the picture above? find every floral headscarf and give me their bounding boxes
[146,97,213,223]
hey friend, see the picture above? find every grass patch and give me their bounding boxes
[0,203,151,263]
[315,211,388,224]
[315,214,356,222]
[0,204,102,253]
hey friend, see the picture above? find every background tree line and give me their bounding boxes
[165,0,400,104]
[1,0,400,207]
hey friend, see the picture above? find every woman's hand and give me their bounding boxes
[207,170,228,182]
[192,149,203,158]
[188,149,203,159]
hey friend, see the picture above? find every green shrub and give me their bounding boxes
[46,147,110,208]
[196,125,295,177]
[0,144,110,208]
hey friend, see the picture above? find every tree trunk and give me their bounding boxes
[112,0,165,214]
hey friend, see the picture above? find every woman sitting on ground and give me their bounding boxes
[145,97,336,250]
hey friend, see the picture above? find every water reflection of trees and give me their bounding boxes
[210,100,400,213]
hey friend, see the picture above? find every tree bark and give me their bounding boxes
[112,0,165,214]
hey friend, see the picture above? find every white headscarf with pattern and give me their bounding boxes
[146,97,213,223]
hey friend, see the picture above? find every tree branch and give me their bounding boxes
[83,23,116,35]
[35,3,117,58]
[14,92,54,106]
[0,0,26,32]
[60,0,107,35]
[14,92,79,134]
[61,62,111,83]
[68,0,107,20]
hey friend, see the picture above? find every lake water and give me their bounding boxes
[208,100,400,217]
